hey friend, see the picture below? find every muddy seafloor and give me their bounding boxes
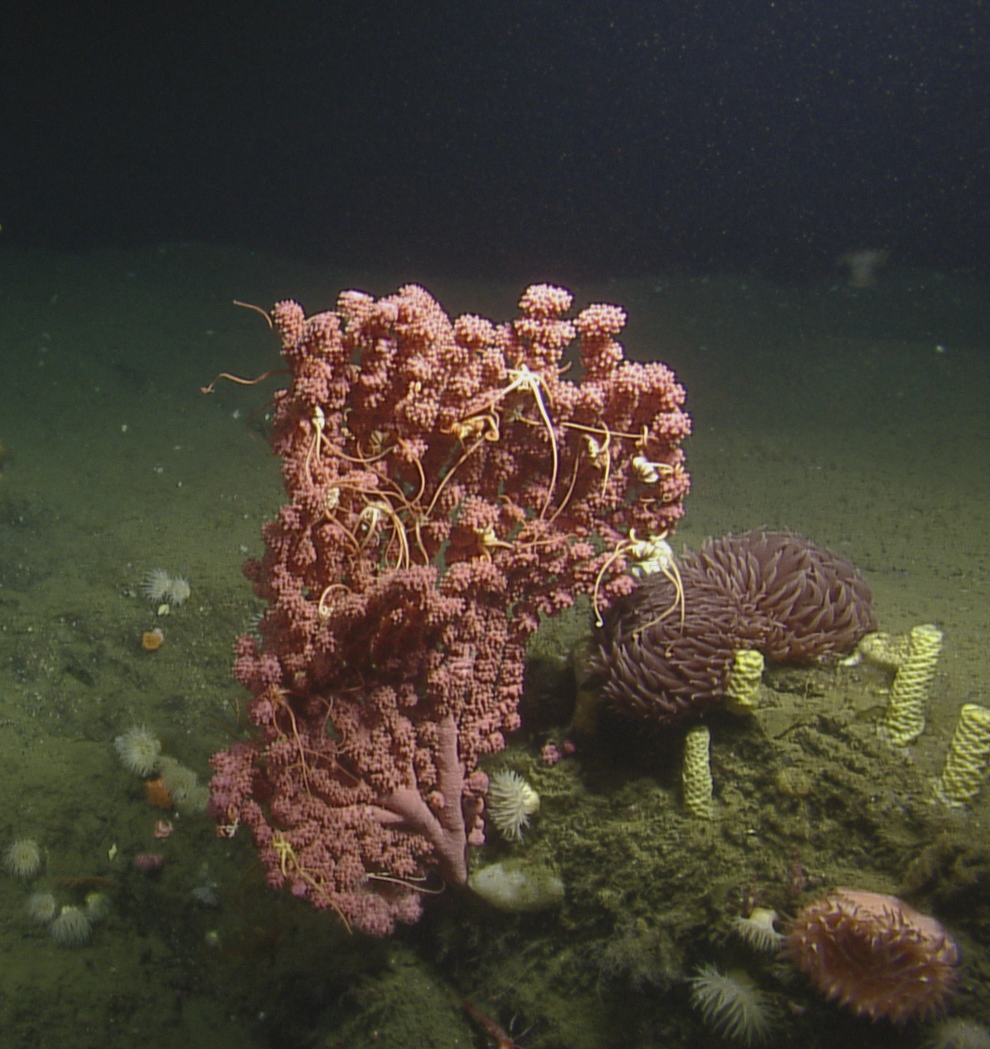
[0,245,986,1048]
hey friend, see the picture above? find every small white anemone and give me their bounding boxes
[49,905,92,947]
[925,1019,990,1049]
[166,576,191,605]
[84,892,112,923]
[688,964,773,1047]
[142,568,171,603]
[731,907,785,953]
[114,725,161,777]
[487,769,540,841]
[3,839,43,878]
[158,755,210,813]
[141,569,191,606]
[26,891,58,924]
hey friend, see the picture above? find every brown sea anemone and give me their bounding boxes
[784,888,959,1025]
[591,531,876,725]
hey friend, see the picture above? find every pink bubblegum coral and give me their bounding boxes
[209,284,690,934]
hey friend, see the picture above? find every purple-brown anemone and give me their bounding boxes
[591,530,876,725]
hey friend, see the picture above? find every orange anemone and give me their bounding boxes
[144,777,173,809]
[141,628,165,652]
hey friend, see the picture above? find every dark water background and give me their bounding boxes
[3,2,988,279]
